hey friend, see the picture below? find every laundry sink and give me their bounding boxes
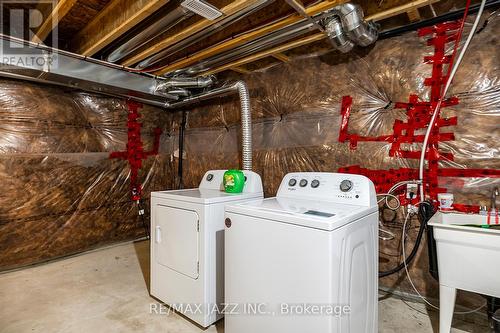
[429,212,500,332]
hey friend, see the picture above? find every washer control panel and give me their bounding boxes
[278,172,377,207]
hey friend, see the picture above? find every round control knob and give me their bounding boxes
[288,178,297,187]
[340,179,353,192]
[311,179,320,188]
[299,179,308,187]
[206,174,214,181]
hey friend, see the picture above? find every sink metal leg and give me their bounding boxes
[439,285,456,333]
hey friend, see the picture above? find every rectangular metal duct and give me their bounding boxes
[0,35,177,108]
[181,0,223,20]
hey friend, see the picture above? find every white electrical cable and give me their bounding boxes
[402,209,439,310]
[388,180,421,193]
[379,221,396,241]
[401,205,487,315]
[376,180,421,210]
[418,0,488,201]
[377,193,401,210]
[379,0,488,316]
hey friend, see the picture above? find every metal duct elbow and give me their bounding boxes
[339,3,378,47]
[325,16,354,53]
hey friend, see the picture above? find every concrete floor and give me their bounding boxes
[0,241,491,333]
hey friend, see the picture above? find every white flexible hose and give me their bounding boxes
[418,0,487,201]
[402,206,487,314]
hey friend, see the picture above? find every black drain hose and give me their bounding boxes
[379,201,435,278]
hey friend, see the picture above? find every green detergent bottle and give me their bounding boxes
[223,170,245,193]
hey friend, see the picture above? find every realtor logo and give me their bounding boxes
[0,0,58,68]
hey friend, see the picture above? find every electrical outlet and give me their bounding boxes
[408,204,419,215]
[406,183,418,199]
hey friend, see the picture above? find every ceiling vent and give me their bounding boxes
[181,0,223,20]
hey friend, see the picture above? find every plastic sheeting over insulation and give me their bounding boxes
[180,13,499,299]
[182,13,499,201]
[0,13,498,279]
[0,82,178,270]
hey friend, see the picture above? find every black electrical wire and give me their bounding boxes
[379,200,435,278]
[379,0,500,40]
[377,0,499,278]
[177,110,187,190]
[475,10,495,34]
[137,199,150,239]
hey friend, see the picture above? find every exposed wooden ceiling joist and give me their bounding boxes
[204,0,444,76]
[70,0,170,56]
[367,0,440,22]
[285,0,326,33]
[203,33,326,75]
[154,0,347,75]
[32,0,78,43]
[27,0,447,78]
[272,53,291,62]
[122,0,262,67]
[407,8,422,22]
[285,0,307,13]
[230,67,252,74]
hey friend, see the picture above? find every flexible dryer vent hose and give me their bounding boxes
[235,81,252,171]
[166,80,253,170]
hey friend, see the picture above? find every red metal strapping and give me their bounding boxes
[418,21,461,36]
[110,100,163,201]
[486,212,499,225]
[338,95,353,143]
[338,166,422,206]
[437,168,500,178]
[453,204,480,214]
[337,20,496,211]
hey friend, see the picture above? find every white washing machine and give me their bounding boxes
[224,172,378,333]
[150,170,263,327]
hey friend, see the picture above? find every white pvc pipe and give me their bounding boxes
[418,0,487,201]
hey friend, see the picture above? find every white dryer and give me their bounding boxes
[224,172,378,333]
[150,170,263,327]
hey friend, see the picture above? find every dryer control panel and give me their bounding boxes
[199,170,263,194]
[277,172,377,207]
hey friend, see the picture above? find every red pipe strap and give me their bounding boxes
[337,21,498,212]
[110,101,163,201]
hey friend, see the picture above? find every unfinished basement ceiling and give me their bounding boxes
[15,0,485,78]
